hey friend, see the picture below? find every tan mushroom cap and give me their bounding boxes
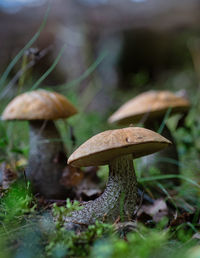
[68,127,171,167]
[108,90,190,125]
[2,89,78,120]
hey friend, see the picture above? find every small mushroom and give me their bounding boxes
[65,127,171,226]
[2,89,78,198]
[108,90,190,185]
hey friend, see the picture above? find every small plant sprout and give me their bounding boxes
[52,199,82,228]
[2,89,78,199]
[65,127,171,226]
[108,90,190,184]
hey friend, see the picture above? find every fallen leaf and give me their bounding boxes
[138,199,168,222]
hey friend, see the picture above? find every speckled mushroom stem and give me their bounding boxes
[64,154,138,226]
[26,120,72,199]
[142,121,179,185]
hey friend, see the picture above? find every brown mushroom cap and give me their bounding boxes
[2,89,78,120]
[108,90,190,125]
[68,127,171,167]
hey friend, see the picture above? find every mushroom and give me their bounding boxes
[108,90,190,185]
[2,89,78,199]
[65,127,171,226]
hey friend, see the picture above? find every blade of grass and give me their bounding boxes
[0,46,53,99]
[0,6,50,89]
[156,182,178,210]
[58,50,108,90]
[172,222,198,235]
[157,107,172,134]
[18,54,28,90]
[30,45,66,90]
[139,174,200,189]
[153,157,185,168]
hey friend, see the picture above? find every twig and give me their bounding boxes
[0,45,53,99]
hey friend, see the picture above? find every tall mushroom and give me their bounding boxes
[2,89,78,199]
[65,127,171,226]
[108,90,190,185]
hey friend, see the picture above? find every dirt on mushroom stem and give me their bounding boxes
[26,120,75,199]
[64,154,139,228]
